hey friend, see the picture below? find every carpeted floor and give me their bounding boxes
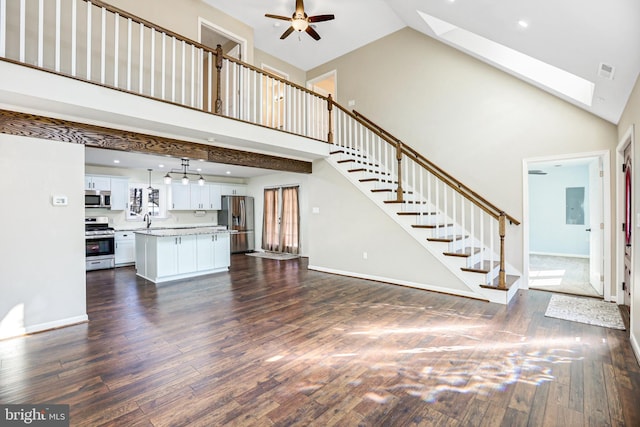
[544,294,625,330]
[529,254,601,297]
[246,251,300,260]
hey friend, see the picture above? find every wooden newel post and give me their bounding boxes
[215,44,223,115]
[327,94,333,144]
[396,141,403,202]
[498,213,506,289]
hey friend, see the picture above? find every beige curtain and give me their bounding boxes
[280,186,300,254]
[262,188,280,251]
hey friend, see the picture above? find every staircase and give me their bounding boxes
[326,109,521,304]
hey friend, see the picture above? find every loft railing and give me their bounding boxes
[0,0,519,288]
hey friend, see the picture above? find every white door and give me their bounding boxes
[623,144,632,307]
[588,158,604,294]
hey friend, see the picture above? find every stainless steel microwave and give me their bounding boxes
[85,190,111,208]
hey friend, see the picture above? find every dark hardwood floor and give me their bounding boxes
[1,255,639,426]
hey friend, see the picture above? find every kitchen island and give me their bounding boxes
[134,227,232,283]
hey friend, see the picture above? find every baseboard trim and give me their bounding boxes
[1,315,88,341]
[631,330,640,367]
[530,252,589,259]
[307,265,488,302]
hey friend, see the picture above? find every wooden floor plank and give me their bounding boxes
[0,255,638,426]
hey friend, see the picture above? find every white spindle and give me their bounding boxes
[461,196,466,255]
[161,33,166,99]
[190,45,195,107]
[86,1,91,79]
[171,36,175,102]
[224,60,230,115]
[113,13,119,87]
[480,211,485,273]
[139,23,144,93]
[150,29,155,97]
[37,0,43,67]
[100,7,105,84]
[126,18,131,90]
[470,205,475,266]
[207,51,212,112]
[232,63,237,117]
[181,41,185,105]
[54,0,60,71]
[19,0,25,62]
[490,220,495,279]
[0,0,6,58]
[71,0,76,76]
[252,69,257,122]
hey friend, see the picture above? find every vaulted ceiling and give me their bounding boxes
[203,0,640,124]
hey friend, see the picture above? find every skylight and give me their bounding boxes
[417,11,594,107]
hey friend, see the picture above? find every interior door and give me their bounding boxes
[588,158,604,294]
[624,145,632,307]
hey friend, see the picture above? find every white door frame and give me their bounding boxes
[307,69,337,97]
[616,125,635,304]
[522,150,611,301]
[198,18,248,61]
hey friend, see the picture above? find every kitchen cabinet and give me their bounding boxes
[115,231,135,266]
[190,183,211,210]
[110,177,129,210]
[85,175,111,191]
[208,184,222,210]
[220,184,247,196]
[135,228,230,283]
[196,232,230,271]
[169,183,191,210]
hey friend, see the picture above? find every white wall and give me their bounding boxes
[247,172,310,256]
[0,135,87,340]
[529,164,590,256]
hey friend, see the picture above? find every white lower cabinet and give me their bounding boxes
[135,230,231,283]
[115,231,136,266]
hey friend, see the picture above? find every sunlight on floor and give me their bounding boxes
[529,268,566,287]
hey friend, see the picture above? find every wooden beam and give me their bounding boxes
[0,109,312,174]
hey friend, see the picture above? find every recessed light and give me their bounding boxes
[113,160,120,164]
[226,171,231,175]
[158,164,165,168]
[274,22,281,28]
[196,168,202,172]
[207,137,216,142]
[518,20,529,28]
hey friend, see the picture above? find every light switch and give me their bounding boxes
[312,207,320,214]
[52,195,68,206]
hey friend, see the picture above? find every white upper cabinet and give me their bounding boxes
[85,175,111,191]
[169,183,191,210]
[220,184,247,196]
[110,177,129,210]
[190,183,211,210]
[208,184,222,210]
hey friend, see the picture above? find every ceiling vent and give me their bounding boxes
[598,63,615,80]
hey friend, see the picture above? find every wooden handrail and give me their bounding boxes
[352,110,520,225]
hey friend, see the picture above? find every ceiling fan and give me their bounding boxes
[265,0,335,41]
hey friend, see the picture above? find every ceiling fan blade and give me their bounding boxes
[308,14,335,23]
[265,14,292,21]
[305,25,321,41]
[280,26,295,40]
[295,0,305,15]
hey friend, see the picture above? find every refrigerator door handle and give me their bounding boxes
[240,199,245,228]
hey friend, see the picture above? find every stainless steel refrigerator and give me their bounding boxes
[218,196,255,253]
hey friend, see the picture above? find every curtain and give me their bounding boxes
[262,188,280,251]
[280,186,300,254]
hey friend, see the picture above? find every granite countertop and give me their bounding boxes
[116,223,226,232]
[134,227,234,237]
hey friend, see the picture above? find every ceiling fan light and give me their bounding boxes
[292,18,308,32]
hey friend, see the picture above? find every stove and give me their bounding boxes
[85,216,115,271]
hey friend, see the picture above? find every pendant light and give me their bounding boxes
[162,158,206,186]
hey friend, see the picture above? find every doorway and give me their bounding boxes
[262,186,300,254]
[261,65,289,130]
[617,126,635,308]
[524,152,610,299]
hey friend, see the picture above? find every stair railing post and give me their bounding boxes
[396,141,403,202]
[498,212,506,289]
[327,94,333,144]
[214,44,223,115]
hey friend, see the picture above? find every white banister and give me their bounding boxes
[71,0,77,76]
[138,22,144,93]
[86,1,91,79]
[171,36,175,102]
[37,0,43,67]
[126,17,131,90]
[19,0,25,62]
[55,0,60,71]
[180,40,185,105]
[0,0,5,58]
[150,28,155,97]
[100,7,106,84]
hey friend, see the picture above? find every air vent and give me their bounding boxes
[528,170,547,175]
[598,63,615,80]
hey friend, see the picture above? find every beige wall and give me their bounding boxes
[617,75,640,361]
[254,49,307,87]
[308,27,618,283]
[0,136,87,339]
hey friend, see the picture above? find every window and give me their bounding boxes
[128,184,166,220]
[262,185,300,254]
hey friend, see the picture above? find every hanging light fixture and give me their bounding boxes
[147,168,154,190]
[162,158,206,186]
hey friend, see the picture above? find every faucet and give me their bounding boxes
[143,213,152,229]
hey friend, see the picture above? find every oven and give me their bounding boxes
[85,216,115,271]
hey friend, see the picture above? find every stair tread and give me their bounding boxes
[480,275,520,291]
[427,234,468,242]
[461,260,500,274]
[443,247,482,258]
[384,200,427,204]
[398,211,437,216]
[371,189,414,194]
[412,223,453,229]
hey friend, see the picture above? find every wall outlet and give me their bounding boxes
[363,252,368,260]
[348,100,356,107]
